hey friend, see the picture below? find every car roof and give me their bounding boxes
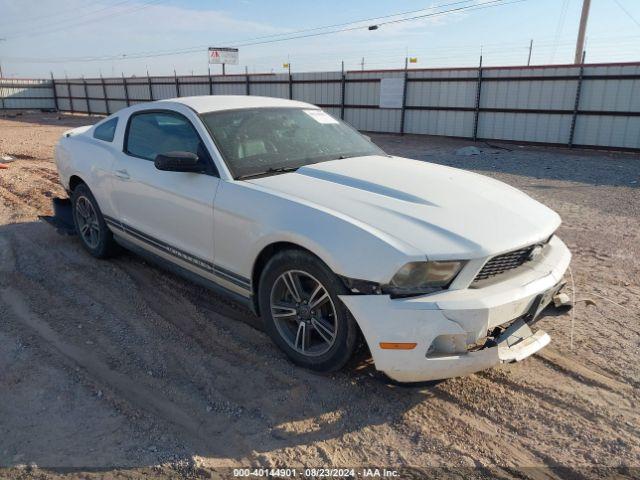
[158,95,317,114]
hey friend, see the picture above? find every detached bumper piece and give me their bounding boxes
[495,318,550,363]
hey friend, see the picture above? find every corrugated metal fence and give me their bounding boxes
[2,61,640,151]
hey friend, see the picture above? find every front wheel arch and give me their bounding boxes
[251,242,328,316]
[68,174,86,193]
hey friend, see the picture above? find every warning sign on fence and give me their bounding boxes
[208,47,239,65]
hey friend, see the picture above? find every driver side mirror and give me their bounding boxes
[154,151,204,173]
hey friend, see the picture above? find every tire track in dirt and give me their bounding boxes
[1,287,209,443]
[537,349,636,394]
[2,116,640,474]
[0,281,273,463]
[6,238,289,432]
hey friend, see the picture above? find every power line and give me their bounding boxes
[0,0,132,28]
[8,34,639,68]
[3,0,165,40]
[4,0,528,63]
[227,0,526,50]
[210,0,478,48]
[612,0,640,29]
[25,0,479,62]
[550,0,570,63]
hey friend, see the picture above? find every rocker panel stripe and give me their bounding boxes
[103,215,251,290]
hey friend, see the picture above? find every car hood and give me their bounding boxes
[246,155,560,259]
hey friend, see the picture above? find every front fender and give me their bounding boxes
[212,180,425,284]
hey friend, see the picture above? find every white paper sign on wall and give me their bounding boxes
[379,78,405,109]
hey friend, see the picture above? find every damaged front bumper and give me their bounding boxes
[339,236,571,383]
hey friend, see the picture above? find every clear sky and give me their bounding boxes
[1,0,640,78]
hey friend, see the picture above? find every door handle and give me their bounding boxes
[114,169,130,180]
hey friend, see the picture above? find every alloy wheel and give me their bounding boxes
[75,196,101,249]
[269,270,338,356]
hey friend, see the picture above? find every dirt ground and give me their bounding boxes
[0,111,638,479]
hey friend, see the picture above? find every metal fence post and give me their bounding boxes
[0,72,6,110]
[50,72,59,112]
[288,73,293,100]
[147,71,154,101]
[568,52,586,147]
[400,57,409,135]
[82,76,91,115]
[340,61,346,120]
[174,70,180,97]
[122,74,130,106]
[472,55,483,141]
[100,75,110,115]
[67,75,74,114]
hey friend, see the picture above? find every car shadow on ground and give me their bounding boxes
[0,220,446,472]
[372,133,640,189]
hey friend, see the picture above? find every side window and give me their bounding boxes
[125,111,210,163]
[93,117,118,142]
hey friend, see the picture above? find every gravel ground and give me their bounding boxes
[0,112,638,479]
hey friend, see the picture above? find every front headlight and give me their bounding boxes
[383,261,465,297]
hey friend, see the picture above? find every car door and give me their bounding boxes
[110,109,220,272]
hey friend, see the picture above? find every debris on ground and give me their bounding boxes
[553,292,572,308]
[455,146,482,156]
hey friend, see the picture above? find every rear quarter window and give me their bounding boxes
[93,118,118,142]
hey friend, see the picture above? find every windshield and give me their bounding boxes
[200,107,384,179]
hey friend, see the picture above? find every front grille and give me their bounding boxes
[474,245,536,282]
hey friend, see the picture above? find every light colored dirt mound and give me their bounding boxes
[0,112,638,479]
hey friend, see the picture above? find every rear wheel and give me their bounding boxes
[71,183,118,258]
[259,250,358,372]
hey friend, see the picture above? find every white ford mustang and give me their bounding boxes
[54,95,571,382]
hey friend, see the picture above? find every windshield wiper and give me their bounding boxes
[236,166,300,180]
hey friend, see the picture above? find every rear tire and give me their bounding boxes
[258,249,358,372]
[71,183,119,258]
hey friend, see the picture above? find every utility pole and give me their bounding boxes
[527,39,533,66]
[0,38,6,79]
[0,38,8,111]
[360,57,365,71]
[0,42,5,110]
[574,0,591,64]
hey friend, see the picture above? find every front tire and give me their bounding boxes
[71,183,118,258]
[259,249,359,372]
